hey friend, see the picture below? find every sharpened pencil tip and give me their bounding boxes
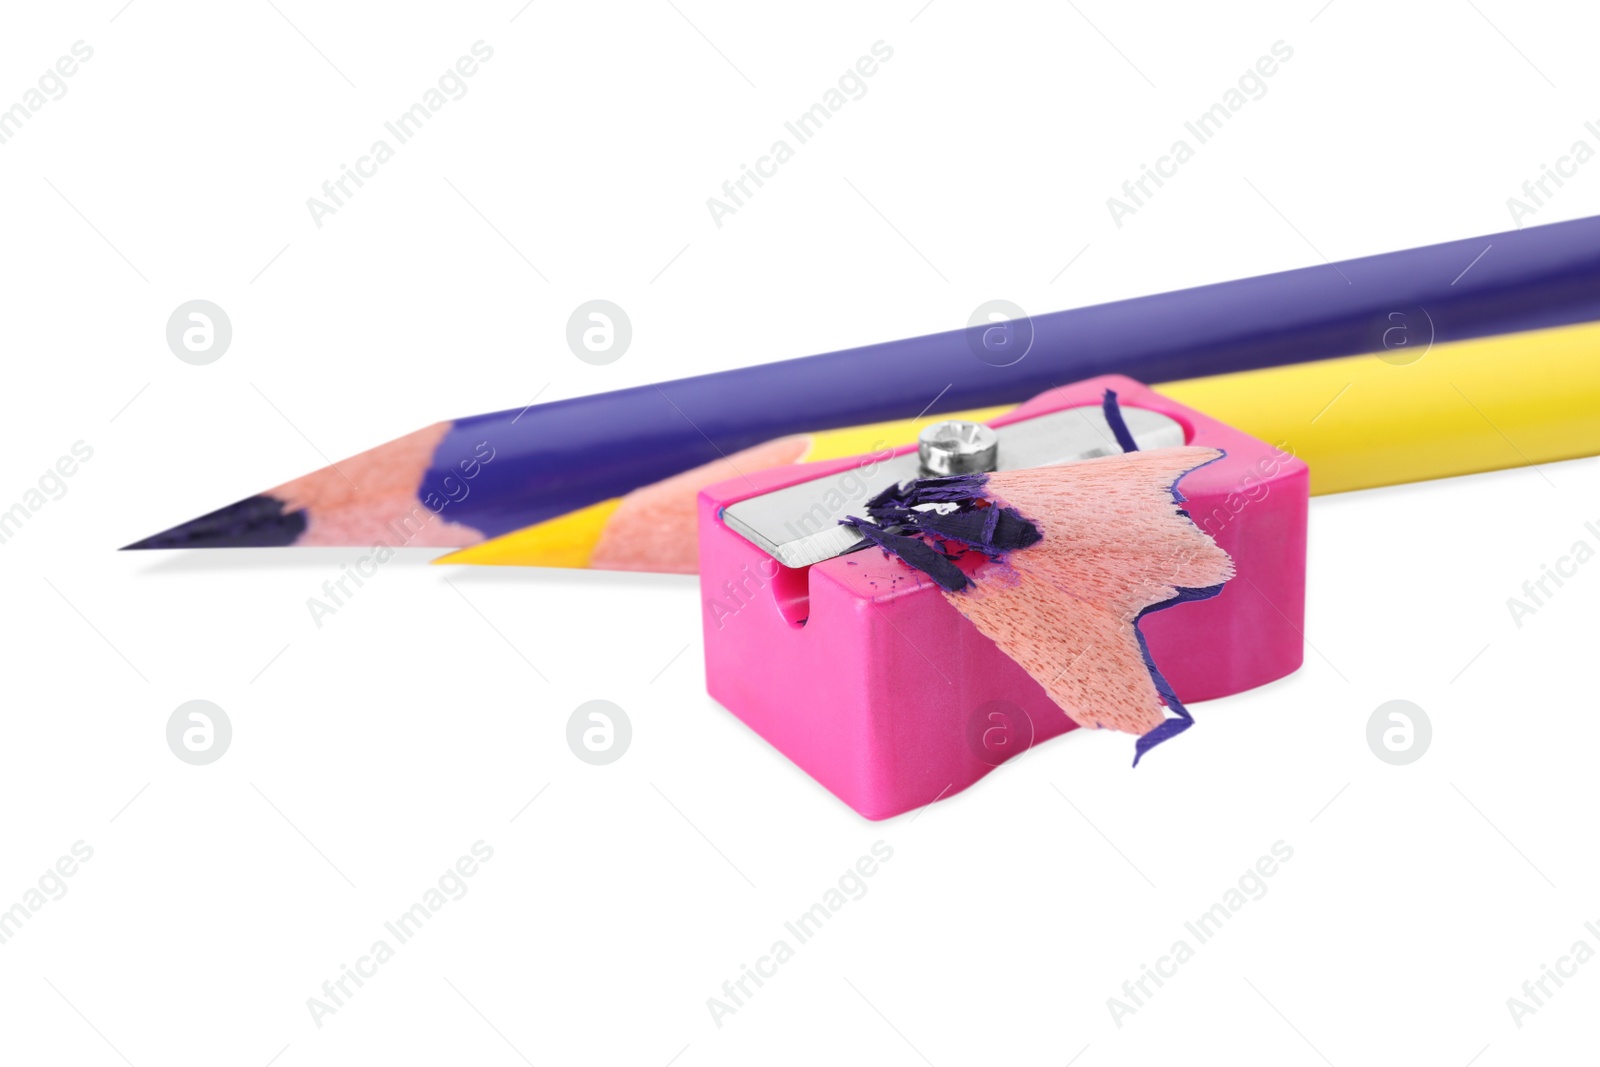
[122,495,309,550]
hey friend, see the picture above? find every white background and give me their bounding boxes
[2,1,1598,1064]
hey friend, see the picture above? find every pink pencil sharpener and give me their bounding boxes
[696,375,1308,819]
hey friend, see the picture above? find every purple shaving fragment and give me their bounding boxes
[840,471,1042,592]
[865,473,990,513]
[1131,583,1225,766]
[1102,388,1140,454]
[842,517,972,592]
[907,505,1042,554]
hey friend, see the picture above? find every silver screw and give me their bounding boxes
[918,420,999,476]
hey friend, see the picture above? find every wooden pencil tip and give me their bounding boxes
[122,495,308,550]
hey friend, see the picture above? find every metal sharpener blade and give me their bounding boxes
[721,405,1185,568]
